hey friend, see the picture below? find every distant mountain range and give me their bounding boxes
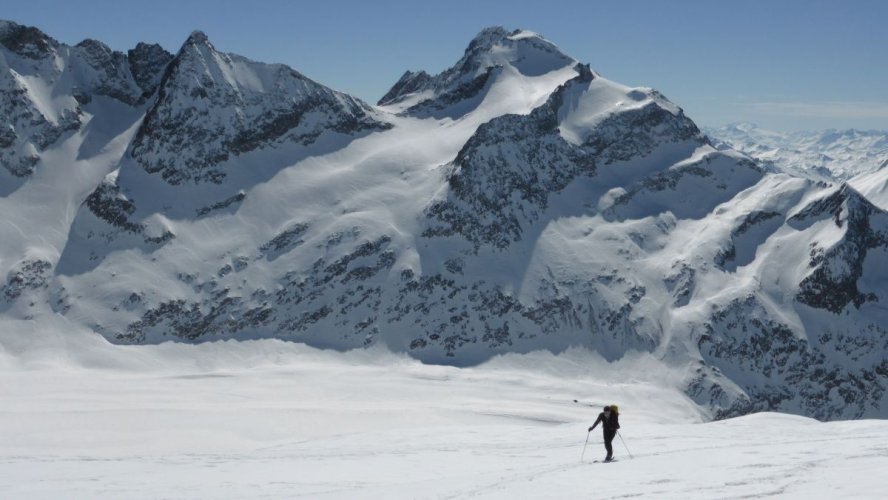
[705,122,888,181]
[1,20,886,420]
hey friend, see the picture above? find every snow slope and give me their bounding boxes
[850,165,888,211]
[1,319,885,499]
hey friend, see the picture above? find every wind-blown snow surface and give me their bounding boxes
[1,320,886,499]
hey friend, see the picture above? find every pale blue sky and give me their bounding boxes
[5,0,886,131]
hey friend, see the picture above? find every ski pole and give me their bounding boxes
[580,431,590,462]
[617,431,633,459]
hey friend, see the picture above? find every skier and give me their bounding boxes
[588,405,620,462]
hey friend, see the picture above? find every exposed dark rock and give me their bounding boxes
[232,256,249,272]
[714,210,782,269]
[260,223,310,259]
[84,182,143,234]
[130,33,390,185]
[0,87,81,176]
[0,21,56,59]
[608,151,762,221]
[278,305,333,334]
[196,192,246,217]
[378,70,431,105]
[696,295,887,420]
[584,101,703,165]
[0,126,15,148]
[444,258,464,275]
[84,181,143,234]
[81,180,177,249]
[736,210,782,236]
[2,260,52,302]
[424,72,702,250]
[74,39,142,105]
[399,67,497,118]
[793,186,888,313]
[0,29,83,177]
[127,42,174,97]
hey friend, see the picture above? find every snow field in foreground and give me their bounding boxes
[1,323,886,499]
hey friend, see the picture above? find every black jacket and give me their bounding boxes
[590,411,620,433]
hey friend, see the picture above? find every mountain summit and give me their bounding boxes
[129,29,389,186]
[0,20,152,180]
[378,27,579,118]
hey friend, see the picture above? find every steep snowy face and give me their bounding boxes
[129,31,391,186]
[686,181,888,420]
[378,27,578,118]
[424,68,709,250]
[54,31,399,331]
[706,123,888,181]
[0,20,161,181]
[850,166,888,210]
[0,21,78,179]
[789,185,887,313]
[70,39,147,105]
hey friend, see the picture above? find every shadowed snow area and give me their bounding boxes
[1,319,885,499]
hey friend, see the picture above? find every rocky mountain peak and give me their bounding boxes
[462,26,511,54]
[75,38,115,58]
[129,29,389,186]
[789,183,879,231]
[379,26,577,116]
[168,30,220,75]
[454,26,574,76]
[69,38,149,106]
[127,42,173,96]
[183,30,211,48]
[377,70,431,106]
[0,19,57,59]
[789,183,887,314]
[573,62,595,81]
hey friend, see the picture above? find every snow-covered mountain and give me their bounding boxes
[378,27,577,118]
[705,122,888,181]
[0,20,161,181]
[1,21,886,421]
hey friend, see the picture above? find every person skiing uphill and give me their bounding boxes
[588,405,620,462]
